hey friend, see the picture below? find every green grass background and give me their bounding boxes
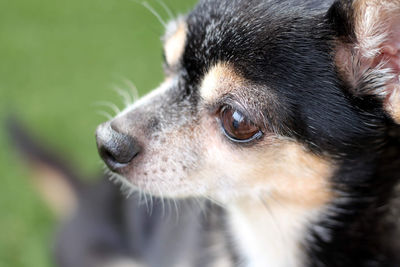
[0,0,196,266]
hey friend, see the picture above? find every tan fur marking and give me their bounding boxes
[218,139,333,267]
[208,135,333,207]
[251,141,333,208]
[164,21,187,67]
[197,112,334,208]
[200,63,245,102]
[387,84,400,123]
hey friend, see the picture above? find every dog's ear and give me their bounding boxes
[328,0,400,123]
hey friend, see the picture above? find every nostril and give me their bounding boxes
[100,146,118,165]
[96,123,141,171]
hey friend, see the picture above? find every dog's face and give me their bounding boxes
[96,0,400,208]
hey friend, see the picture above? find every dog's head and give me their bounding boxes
[96,0,400,208]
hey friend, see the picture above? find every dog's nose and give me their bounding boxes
[96,123,140,171]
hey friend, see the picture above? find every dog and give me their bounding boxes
[95,0,400,266]
[9,0,400,266]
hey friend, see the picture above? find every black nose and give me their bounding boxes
[96,123,140,171]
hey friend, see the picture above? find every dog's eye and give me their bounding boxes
[219,107,262,143]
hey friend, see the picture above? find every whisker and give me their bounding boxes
[96,111,113,120]
[94,101,121,115]
[194,197,207,216]
[156,0,174,20]
[113,86,133,108]
[166,198,173,222]
[127,186,135,198]
[149,193,154,215]
[123,79,140,103]
[143,191,149,212]
[145,177,155,215]
[138,190,144,206]
[200,193,224,208]
[155,182,166,218]
[172,197,179,223]
[142,1,167,28]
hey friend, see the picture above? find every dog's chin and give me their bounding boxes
[109,171,203,199]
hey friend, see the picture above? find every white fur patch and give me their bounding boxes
[228,200,323,267]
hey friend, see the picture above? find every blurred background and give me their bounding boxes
[0,0,196,266]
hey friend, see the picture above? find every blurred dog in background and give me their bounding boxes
[10,0,400,266]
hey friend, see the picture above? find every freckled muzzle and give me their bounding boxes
[96,122,141,172]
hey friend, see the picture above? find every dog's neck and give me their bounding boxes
[305,143,400,267]
[224,136,400,267]
[226,197,324,267]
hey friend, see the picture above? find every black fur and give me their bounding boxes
[172,0,400,265]
[10,0,400,266]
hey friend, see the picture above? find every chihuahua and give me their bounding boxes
[95,0,400,266]
[10,0,400,266]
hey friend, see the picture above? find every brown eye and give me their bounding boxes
[219,107,262,143]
